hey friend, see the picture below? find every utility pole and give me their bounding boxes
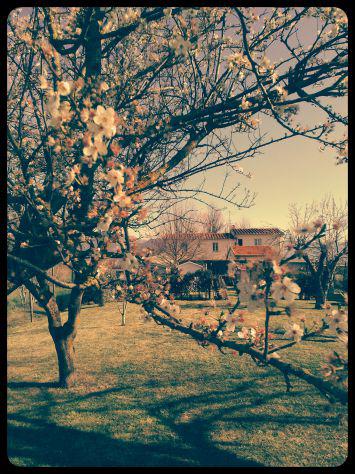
[29,291,33,323]
[52,267,55,295]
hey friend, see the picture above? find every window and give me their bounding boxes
[212,242,219,252]
[254,238,262,246]
[237,239,243,246]
[181,243,188,252]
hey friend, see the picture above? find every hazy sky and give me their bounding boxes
[186,88,347,230]
[189,132,347,230]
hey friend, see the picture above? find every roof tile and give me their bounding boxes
[162,228,283,240]
[230,228,283,235]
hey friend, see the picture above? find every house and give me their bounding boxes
[52,227,285,281]
[148,227,284,275]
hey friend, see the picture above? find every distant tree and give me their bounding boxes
[333,263,348,293]
[287,196,348,309]
[148,205,203,268]
[233,217,252,229]
[199,207,226,233]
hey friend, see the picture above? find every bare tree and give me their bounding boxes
[198,207,226,233]
[233,217,252,229]
[148,205,203,268]
[287,195,348,308]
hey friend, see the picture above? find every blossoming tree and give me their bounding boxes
[7,7,347,396]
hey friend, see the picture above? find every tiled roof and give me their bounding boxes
[161,228,283,240]
[231,245,274,256]
[162,232,232,240]
[230,228,284,235]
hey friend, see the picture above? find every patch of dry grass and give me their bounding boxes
[7,298,347,467]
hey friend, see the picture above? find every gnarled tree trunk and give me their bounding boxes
[52,286,83,387]
[25,279,83,387]
[51,327,77,387]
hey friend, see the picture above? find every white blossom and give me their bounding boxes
[285,323,304,342]
[97,214,113,233]
[105,168,125,188]
[57,81,71,96]
[170,35,192,57]
[83,135,108,163]
[225,314,238,332]
[93,105,117,138]
[271,277,301,301]
[325,309,348,331]
[237,327,256,342]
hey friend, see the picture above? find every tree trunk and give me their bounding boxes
[121,303,126,326]
[314,281,326,309]
[52,329,77,387]
[315,292,325,309]
[45,295,79,387]
[314,270,332,309]
[52,286,83,387]
[25,279,83,388]
[98,288,105,306]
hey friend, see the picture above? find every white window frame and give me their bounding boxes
[212,242,219,252]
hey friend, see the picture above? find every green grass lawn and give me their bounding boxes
[7,297,348,467]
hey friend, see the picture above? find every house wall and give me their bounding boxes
[187,234,281,260]
[194,239,233,260]
[232,234,281,247]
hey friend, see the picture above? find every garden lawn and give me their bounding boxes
[7,298,348,467]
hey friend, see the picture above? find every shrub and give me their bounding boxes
[293,272,317,300]
[82,286,104,306]
[56,292,71,312]
[170,269,213,300]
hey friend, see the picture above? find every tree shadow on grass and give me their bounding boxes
[7,413,264,467]
[7,378,268,467]
[7,371,344,467]
[143,387,320,461]
[8,381,59,389]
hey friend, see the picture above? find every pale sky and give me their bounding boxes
[187,91,347,230]
[189,133,348,230]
